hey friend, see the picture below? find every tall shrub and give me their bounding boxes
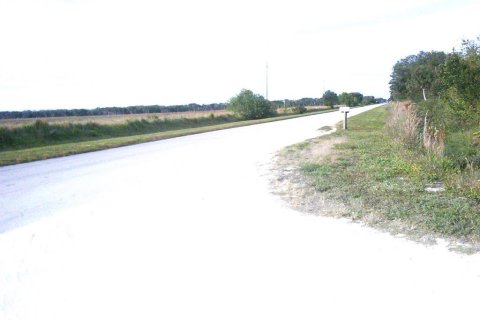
[227,89,276,120]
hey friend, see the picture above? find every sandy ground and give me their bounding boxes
[270,133,350,216]
[1,104,480,320]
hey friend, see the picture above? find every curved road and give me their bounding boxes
[1,105,480,319]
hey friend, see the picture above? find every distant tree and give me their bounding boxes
[362,96,376,105]
[339,92,354,106]
[322,90,338,107]
[270,97,323,110]
[293,105,307,114]
[339,92,365,106]
[350,92,363,106]
[227,89,276,120]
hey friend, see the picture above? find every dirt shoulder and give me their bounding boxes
[270,133,349,217]
[269,125,480,254]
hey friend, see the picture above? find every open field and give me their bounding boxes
[0,109,231,128]
[0,106,331,128]
[0,108,339,166]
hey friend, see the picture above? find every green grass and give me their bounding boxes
[0,108,336,166]
[299,105,480,242]
[0,115,238,151]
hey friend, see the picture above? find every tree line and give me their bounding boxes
[320,90,385,107]
[228,89,385,120]
[0,103,227,120]
[1,93,386,120]
[272,93,385,109]
[271,97,323,108]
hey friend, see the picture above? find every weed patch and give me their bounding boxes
[293,105,480,245]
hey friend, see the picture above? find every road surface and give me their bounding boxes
[1,105,480,319]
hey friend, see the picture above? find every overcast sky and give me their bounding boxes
[0,0,479,111]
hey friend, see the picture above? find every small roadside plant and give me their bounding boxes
[293,105,307,114]
[227,89,276,120]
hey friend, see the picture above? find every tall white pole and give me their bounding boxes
[266,62,269,100]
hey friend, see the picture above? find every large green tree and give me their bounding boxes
[389,51,446,101]
[339,92,354,106]
[390,36,480,126]
[440,38,480,123]
[227,89,276,120]
[322,90,339,107]
[350,92,364,106]
[362,96,376,105]
[339,92,365,107]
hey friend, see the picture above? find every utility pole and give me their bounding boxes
[266,62,269,100]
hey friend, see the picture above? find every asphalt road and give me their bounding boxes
[1,105,480,320]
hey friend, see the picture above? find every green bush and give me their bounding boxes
[227,89,276,120]
[293,105,307,114]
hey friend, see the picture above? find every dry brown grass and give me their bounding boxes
[422,112,445,157]
[0,109,232,128]
[387,101,445,156]
[387,101,421,145]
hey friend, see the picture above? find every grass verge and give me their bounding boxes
[0,109,335,166]
[286,105,480,249]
